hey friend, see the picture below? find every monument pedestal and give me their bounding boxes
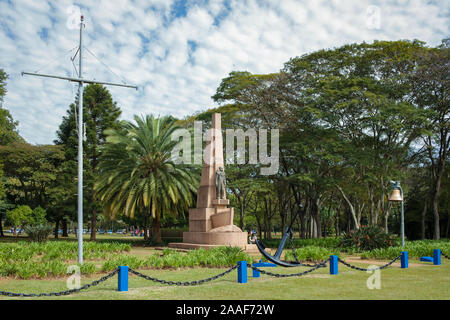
[169,198,255,251]
[168,113,256,253]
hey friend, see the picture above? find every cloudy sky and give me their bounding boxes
[1,0,448,144]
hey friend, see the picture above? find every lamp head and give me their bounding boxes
[390,180,400,189]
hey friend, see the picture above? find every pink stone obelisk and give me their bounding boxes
[169,113,254,250]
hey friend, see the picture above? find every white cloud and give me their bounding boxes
[0,0,448,144]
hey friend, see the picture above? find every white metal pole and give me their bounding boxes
[77,15,84,264]
[400,186,405,247]
[21,16,137,264]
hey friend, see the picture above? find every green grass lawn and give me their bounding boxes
[1,259,449,300]
[0,234,448,300]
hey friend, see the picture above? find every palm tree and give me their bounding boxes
[95,115,198,242]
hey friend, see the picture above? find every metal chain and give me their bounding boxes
[128,265,238,286]
[0,268,119,298]
[249,258,330,278]
[337,256,401,272]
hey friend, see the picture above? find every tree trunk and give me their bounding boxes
[336,185,359,230]
[152,215,162,243]
[0,213,4,237]
[421,201,427,240]
[384,206,390,234]
[90,191,97,241]
[432,179,441,240]
[62,219,68,237]
[311,198,322,238]
[54,219,60,239]
[356,202,364,228]
[446,213,449,238]
[239,201,245,231]
[143,214,149,241]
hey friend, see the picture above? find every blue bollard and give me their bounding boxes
[433,249,441,265]
[401,251,408,269]
[118,266,128,292]
[237,261,247,283]
[329,255,338,275]
[252,260,277,278]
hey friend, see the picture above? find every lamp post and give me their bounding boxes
[389,180,404,247]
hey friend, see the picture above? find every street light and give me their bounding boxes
[389,180,404,247]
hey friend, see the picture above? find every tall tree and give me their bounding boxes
[0,143,65,209]
[0,69,23,145]
[95,115,199,243]
[411,40,450,239]
[55,84,122,240]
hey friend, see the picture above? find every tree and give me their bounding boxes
[0,163,6,237]
[209,40,438,238]
[0,69,23,145]
[95,115,199,243]
[6,205,32,235]
[410,41,450,240]
[55,84,122,240]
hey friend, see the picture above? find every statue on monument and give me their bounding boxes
[215,166,226,200]
[169,112,256,252]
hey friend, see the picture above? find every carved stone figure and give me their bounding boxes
[215,166,226,199]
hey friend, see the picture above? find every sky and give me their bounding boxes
[0,0,449,145]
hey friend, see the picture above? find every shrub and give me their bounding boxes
[360,240,450,260]
[262,237,340,249]
[339,225,398,251]
[284,246,341,262]
[23,224,53,242]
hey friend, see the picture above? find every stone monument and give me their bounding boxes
[169,113,256,251]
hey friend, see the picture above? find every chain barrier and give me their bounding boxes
[337,255,401,272]
[0,268,119,298]
[1,249,445,296]
[128,265,238,286]
[248,258,330,278]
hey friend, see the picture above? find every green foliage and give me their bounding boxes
[360,239,450,260]
[262,237,341,249]
[0,69,24,145]
[95,114,199,242]
[5,205,47,232]
[0,143,65,215]
[0,163,5,200]
[101,246,253,272]
[6,205,32,227]
[339,225,398,251]
[23,224,53,242]
[0,241,131,279]
[284,246,342,262]
[54,84,123,239]
[31,206,47,225]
